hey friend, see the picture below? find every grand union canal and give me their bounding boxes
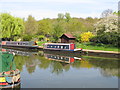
[0,48,119,88]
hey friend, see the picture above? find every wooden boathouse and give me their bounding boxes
[60,33,76,43]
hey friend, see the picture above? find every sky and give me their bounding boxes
[0,0,119,20]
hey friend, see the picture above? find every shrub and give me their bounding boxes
[80,32,94,42]
[38,35,45,41]
[22,35,32,41]
[90,32,120,47]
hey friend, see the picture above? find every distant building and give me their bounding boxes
[60,33,76,43]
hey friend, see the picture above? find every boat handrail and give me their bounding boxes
[0,71,20,77]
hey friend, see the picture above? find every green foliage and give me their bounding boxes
[113,11,120,16]
[0,13,24,40]
[24,15,38,35]
[37,41,47,46]
[65,18,86,33]
[93,13,119,48]
[38,35,45,41]
[22,34,33,41]
[57,13,64,21]
[38,19,53,35]
[65,12,71,22]
[1,12,99,42]
[76,42,119,52]
[74,33,81,42]
[90,32,120,47]
[51,23,64,42]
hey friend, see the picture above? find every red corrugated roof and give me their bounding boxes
[61,33,76,39]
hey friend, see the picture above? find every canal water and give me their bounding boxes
[1,48,119,88]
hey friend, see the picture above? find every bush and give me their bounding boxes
[74,34,81,42]
[90,32,120,47]
[38,35,45,41]
[80,32,94,42]
[22,35,32,41]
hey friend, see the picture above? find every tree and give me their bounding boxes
[37,19,53,36]
[101,9,113,18]
[90,32,120,47]
[57,13,64,21]
[65,12,71,22]
[51,23,64,42]
[91,13,119,47]
[0,13,24,40]
[24,15,38,35]
[95,14,118,34]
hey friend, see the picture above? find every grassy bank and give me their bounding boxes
[37,41,119,52]
[76,43,119,52]
[37,41,47,46]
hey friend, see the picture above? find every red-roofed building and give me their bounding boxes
[60,33,76,43]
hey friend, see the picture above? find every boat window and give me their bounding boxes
[65,58,69,61]
[61,46,63,49]
[65,45,69,49]
[62,57,65,60]
[53,45,55,48]
[59,46,61,48]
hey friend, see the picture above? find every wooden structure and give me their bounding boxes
[60,33,76,43]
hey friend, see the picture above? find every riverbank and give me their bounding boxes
[76,43,119,52]
[1,41,119,58]
[37,41,119,52]
[36,41,119,58]
[82,49,119,58]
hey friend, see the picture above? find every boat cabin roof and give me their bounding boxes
[44,43,74,45]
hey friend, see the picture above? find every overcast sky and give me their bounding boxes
[0,0,119,20]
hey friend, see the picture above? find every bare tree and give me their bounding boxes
[101,9,113,18]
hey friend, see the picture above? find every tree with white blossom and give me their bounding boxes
[90,10,119,47]
[94,14,118,34]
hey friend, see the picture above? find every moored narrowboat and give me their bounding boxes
[1,41,38,49]
[43,43,82,52]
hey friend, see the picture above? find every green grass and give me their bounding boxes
[37,41,119,52]
[37,41,47,46]
[76,43,119,52]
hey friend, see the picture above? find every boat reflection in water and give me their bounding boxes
[44,53,82,64]
[0,51,20,88]
[1,48,38,56]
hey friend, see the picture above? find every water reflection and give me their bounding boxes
[1,48,38,56]
[0,48,119,88]
[86,57,119,77]
[0,51,20,88]
[2,48,119,77]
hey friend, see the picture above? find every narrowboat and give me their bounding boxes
[0,51,20,88]
[1,41,38,49]
[43,43,82,52]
